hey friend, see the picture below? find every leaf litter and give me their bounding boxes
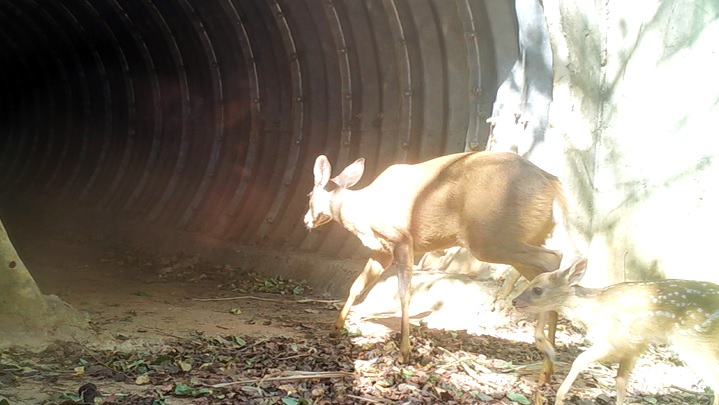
[0,328,515,404]
[2,324,711,405]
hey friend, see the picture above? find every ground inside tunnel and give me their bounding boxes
[0,214,714,404]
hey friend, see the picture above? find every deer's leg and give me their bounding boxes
[332,258,386,337]
[555,343,612,405]
[417,246,460,271]
[511,261,558,386]
[529,309,557,405]
[509,257,558,405]
[535,310,558,381]
[495,268,522,302]
[546,308,557,353]
[470,243,562,296]
[468,242,561,390]
[532,311,555,361]
[435,246,460,271]
[416,252,432,270]
[395,243,414,363]
[615,355,640,405]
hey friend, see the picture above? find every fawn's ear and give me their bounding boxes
[565,258,588,287]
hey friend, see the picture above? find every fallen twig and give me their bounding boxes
[273,353,313,361]
[192,295,342,304]
[345,394,393,404]
[436,347,499,389]
[193,295,291,303]
[207,370,353,388]
[296,298,343,304]
[72,336,123,374]
[141,326,189,340]
[669,384,705,396]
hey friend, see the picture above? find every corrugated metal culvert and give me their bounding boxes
[0,1,548,273]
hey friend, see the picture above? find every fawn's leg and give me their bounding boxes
[555,343,613,405]
[615,355,640,405]
[704,365,719,405]
[673,341,719,405]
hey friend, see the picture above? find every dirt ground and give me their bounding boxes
[0,227,716,404]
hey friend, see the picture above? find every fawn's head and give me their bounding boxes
[513,257,588,313]
[304,155,365,229]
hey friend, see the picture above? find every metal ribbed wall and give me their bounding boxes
[0,0,517,259]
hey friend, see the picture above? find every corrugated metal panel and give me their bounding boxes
[0,0,528,259]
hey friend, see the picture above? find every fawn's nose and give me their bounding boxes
[511,297,527,309]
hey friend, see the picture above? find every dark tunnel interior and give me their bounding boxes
[0,0,520,280]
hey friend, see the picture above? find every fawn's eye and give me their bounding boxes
[532,287,543,296]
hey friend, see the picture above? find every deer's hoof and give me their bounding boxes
[399,345,412,364]
[538,362,555,386]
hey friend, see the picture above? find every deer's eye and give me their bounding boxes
[532,287,543,296]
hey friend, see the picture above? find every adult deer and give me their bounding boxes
[303,151,567,384]
[513,258,719,405]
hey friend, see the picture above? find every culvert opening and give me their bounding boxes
[0,0,563,297]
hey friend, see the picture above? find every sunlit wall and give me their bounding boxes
[545,0,719,284]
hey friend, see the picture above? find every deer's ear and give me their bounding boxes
[565,258,588,287]
[313,155,332,188]
[332,158,365,188]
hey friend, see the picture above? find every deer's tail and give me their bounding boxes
[551,178,569,230]
[549,177,578,269]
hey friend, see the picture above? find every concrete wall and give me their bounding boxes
[544,0,719,285]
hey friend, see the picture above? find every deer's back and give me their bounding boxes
[357,151,560,253]
[411,152,559,251]
[590,280,719,349]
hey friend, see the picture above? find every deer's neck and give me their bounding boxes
[331,188,389,252]
[331,188,363,231]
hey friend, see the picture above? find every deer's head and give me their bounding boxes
[304,155,365,229]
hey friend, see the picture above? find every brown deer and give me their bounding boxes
[303,151,568,382]
[513,257,719,405]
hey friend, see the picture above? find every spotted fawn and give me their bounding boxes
[513,257,719,405]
